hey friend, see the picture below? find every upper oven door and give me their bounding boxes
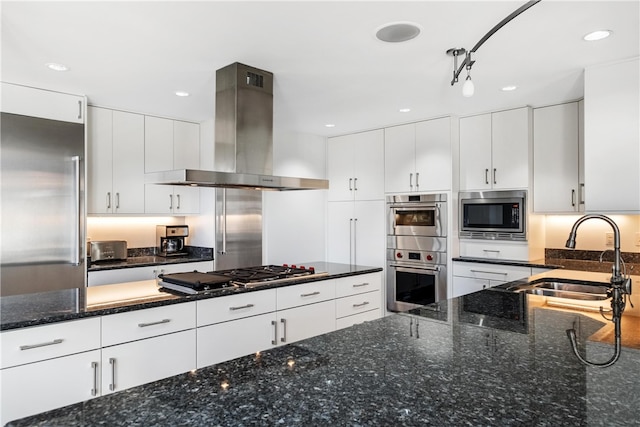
[387,194,447,238]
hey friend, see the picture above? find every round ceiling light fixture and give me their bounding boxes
[375,22,421,43]
[175,91,190,97]
[46,62,68,71]
[502,85,518,92]
[583,30,612,41]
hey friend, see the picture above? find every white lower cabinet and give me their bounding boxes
[0,349,101,425]
[452,262,536,297]
[101,329,195,395]
[334,272,383,329]
[277,300,335,345]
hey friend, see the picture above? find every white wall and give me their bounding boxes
[544,214,640,252]
[263,130,327,265]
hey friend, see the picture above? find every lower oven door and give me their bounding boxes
[386,262,447,312]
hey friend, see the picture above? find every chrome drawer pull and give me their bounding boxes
[271,320,277,345]
[91,361,99,396]
[138,319,171,328]
[280,318,287,343]
[19,338,63,351]
[353,301,370,308]
[352,282,369,288]
[300,291,320,297]
[470,269,508,275]
[229,303,254,311]
[109,358,116,391]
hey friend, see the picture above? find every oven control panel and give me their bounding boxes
[390,249,443,265]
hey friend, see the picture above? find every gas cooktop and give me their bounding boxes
[158,264,326,295]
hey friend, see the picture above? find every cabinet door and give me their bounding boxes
[1,82,84,124]
[101,329,196,395]
[327,201,355,264]
[87,106,114,214]
[352,129,384,200]
[384,124,416,193]
[172,186,200,214]
[584,58,640,212]
[173,121,200,169]
[277,300,335,345]
[144,116,173,172]
[452,276,490,297]
[533,102,580,212]
[112,111,145,213]
[491,107,530,190]
[197,312,276,369]
[0,350,101,425]
[353,200,385,268]
[327,134,355,201]
[415,117,452,192]
[459,114,492,191]
[144,184,174,214]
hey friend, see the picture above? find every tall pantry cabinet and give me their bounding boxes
[327,129,385,267]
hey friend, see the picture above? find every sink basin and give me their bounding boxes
[504,278,610,301]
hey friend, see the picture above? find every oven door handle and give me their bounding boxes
[389,264,441,272]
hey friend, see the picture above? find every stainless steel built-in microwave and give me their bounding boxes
[459,190,526,241]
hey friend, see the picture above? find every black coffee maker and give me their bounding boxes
[157,225,189,257]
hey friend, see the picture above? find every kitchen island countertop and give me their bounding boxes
[5,269,640,426]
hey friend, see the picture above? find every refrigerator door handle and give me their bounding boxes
[72,156,81,266]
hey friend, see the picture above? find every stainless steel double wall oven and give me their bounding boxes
[387,194,447,312]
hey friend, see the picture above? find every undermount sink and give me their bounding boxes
[504,278,610,301]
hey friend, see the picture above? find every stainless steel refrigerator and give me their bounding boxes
[1,112,86,296]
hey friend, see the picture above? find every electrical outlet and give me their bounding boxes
[605,232,614,247]
[635,232,640,247]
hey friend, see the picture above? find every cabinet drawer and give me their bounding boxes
[336,309,381,330]
[335,273,381,298]
[197,289,276,327]
[1,317,101,369]
[453,262,531,282]
[336,290,381,319]
[459,240,529,261]
[277,280,336,310]
[102,302,195,347]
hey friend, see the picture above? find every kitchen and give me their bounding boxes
[1,1,640,425]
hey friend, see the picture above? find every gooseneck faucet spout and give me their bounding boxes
[564,214,632,368]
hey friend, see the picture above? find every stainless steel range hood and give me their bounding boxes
[146,63,328,191]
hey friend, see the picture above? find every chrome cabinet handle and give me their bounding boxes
[280,318,287,343]
[169,194,173,210]
[115,192,120,209]
[349,218,353,265]
[271,320,277,345]
[493,168,497,185]
[415,319,420,339]
[138,319,171,328]
[353,218,358,265]
[409,318,413,337]
[353,301,370,308]
[107,192,111,209]
[409,173,413,189]
[176,194,181,210]
[349,178,353,191]
[571,189,576,207]
[77,100,82,120]
[353,177,358,191]
[300,291,320,297]
[353,282,369,288]
[109,358,116,391]
[482,249,500,254]
[580,183,585,205]
[470,269,508,276]
[485,168,489,184]
[229,303,255,311]
[91,361,99,396]
[415,172,419,189]
[19,338,63,351]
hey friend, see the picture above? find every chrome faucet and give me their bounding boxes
[564,214,632,368]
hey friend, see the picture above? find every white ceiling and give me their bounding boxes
[2,1,638,137]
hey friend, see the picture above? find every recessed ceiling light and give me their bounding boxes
[175,91,190,97]
[399,108,411,113]
[375,22,421,43]
[502,85,517,92]
[46,62,68,71]
[325,124,336,128]
[583,30,612,41]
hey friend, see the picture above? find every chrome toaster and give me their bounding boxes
[90,240,127,262]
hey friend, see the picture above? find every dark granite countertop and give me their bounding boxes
[7,279,640,426]
[453,256,563,269]
[88,246,214,272]
[0,262,383,331]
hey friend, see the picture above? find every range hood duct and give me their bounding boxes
[146,63,328,191]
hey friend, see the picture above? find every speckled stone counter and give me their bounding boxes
[452,256,562,269]
[7,280,640,426]
[0,262,382,331]
[88,246,213,271]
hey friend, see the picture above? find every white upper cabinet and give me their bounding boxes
[87,107,145,214]
[385,117,452,193]
[144,116,200,214]
[584,57,640,212]
[460,107,531,191]
[327,129,384,202]
[1,82,85,124]
[533,101,584,213]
